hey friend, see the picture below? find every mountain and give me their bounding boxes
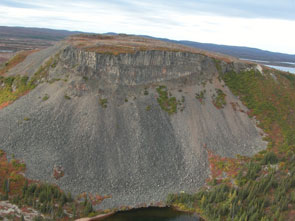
[1,33,295,220]
[135,35,295,64]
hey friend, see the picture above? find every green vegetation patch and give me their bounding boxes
[195,90,206,104]
[212,88,226,109]
[0,150,104,220]
[0,53,59,109]
[99,98,108,108]
[0,75,35,107]
[64,94,71,100]
[42,94,49,101]
[167,156,295,221]
[156,85,177,115]
[261,151,278,165]
[30,55,58,85]
[214,58,222,74]
[223,69,295,145]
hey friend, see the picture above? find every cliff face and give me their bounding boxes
[0,37,266,209]
[61,46,218,85]
[61,45,249,86]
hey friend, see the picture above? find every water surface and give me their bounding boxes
[0,50,13,53]
[239,58,295,74]
[265,65,295,74]
[102,207,200,221]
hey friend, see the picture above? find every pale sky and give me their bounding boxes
[0,0,295,54]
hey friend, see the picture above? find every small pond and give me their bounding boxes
[102,207,201,221]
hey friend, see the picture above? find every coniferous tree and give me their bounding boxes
[57,205,64,218]
[67,192,73,202]
[60,192,67,206]
[3,179,9,194]
[84,202,93,216]
[72,203,76,219]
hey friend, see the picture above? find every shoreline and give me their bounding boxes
[75,205,204,221]
[171,205,206,221]
[75,212,115,221]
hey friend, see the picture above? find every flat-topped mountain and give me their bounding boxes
[67,34,237,60]
[0,34,267,209]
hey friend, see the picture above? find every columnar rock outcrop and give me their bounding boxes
[61,46,220,86]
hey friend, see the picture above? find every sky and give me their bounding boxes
[0,0,295,54]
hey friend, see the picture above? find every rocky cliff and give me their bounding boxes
[0,35,266,209]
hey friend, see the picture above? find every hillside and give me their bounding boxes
[167,56,295,220]
[1,34,294,220]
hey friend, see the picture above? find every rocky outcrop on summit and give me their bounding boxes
[0,35,266,209]
[61,46,218,85]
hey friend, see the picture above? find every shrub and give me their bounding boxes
[99,98,108,108]
[261,152,278,165]
[42,94,49,101]
[212,89,226,109]
[33,216,44,221]
[156,85,177,114]
[196,90,206,103]
[84,201,93,216]
[64,95,71,100]
[144,89,149,95]
[4,77,15,87]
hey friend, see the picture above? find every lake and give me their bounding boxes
[0,50,13,53]
[239,58,295,74]
[102,207,201,221]
[265,65,295,74]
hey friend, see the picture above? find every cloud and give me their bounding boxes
[0,0,294,54]
[0,0,41,9]
[165,0,295,20]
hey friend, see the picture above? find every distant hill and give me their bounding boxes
[176,40,295,63]
[133,35,295,64]
[0,26,82,52]
[0,26,81,41]
[1,26,294,63]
